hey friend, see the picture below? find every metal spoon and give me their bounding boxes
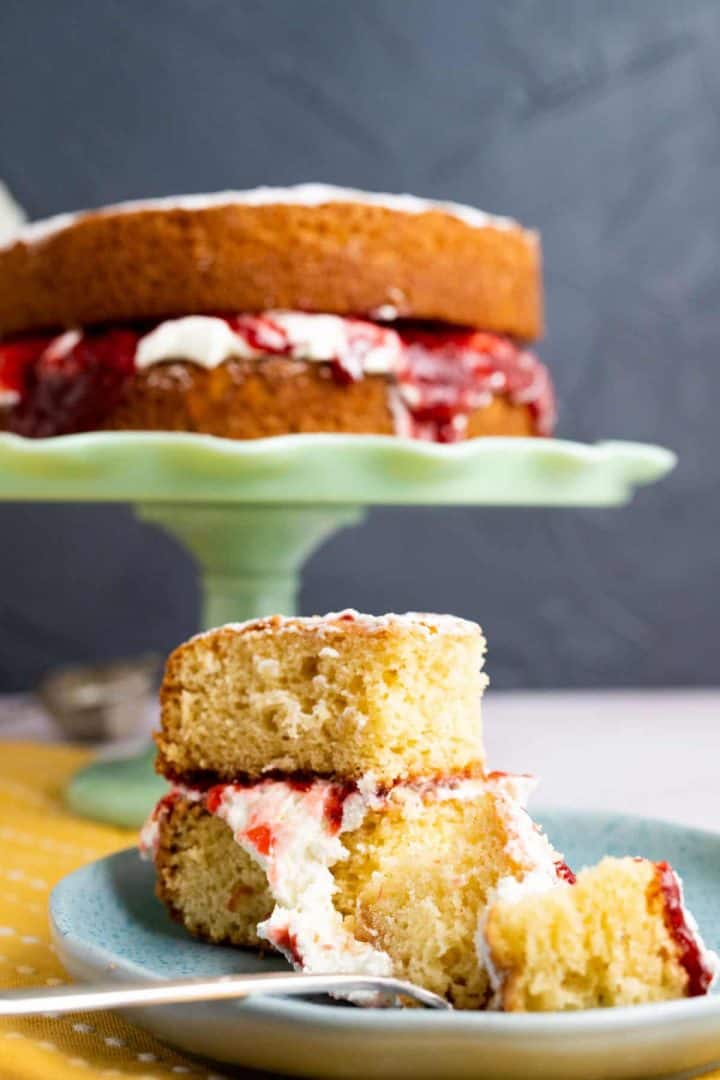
[0,971,451,1015]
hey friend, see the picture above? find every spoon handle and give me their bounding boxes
[0,971,451,1014]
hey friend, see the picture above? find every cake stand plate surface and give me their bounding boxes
[0,431,674,505]
[0,432,675,827]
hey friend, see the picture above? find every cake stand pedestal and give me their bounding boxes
[137,504,364,629]
[0,432,676,826]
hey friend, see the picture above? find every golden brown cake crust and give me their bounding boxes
[0,198,542,339]
[96,359,535,439]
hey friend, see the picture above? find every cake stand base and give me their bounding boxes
[67,744,164,830]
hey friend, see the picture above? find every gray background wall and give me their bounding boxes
[0,0,718,691]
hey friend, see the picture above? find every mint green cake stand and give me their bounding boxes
[0,432,675,827]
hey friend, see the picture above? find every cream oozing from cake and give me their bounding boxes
[476,772,571,1005]
[486,772,565,886]
[136,318,251,370]
[139,814,161,860]
[2,183,518,251]
[206,777,393,978]
[132,313,554,440]
[0,181,26,247]
[206,774,513,977]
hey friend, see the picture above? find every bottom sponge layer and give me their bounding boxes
[151,774,562,1010]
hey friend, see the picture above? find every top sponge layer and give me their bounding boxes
[0,185,541,339]
[156,610,487,783]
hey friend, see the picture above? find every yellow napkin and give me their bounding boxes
[0,743,231,1079]
[0,740,716,1080]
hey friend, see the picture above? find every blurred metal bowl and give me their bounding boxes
[37,655,160,742]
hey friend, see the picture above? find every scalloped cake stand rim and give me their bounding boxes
[0,432,676,506]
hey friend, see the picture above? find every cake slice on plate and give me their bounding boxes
[143,611,716,1011]
[144,611,570,1009]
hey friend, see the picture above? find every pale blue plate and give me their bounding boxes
[50,809,720,1080]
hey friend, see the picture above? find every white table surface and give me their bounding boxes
[1,689,717,831]
[485,689,720,831]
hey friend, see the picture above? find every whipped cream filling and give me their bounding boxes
[486,772,566,889]
[209,778,392,979]
[668,873,718,975]
[133,313,554,439]
[135,312,402,377]
[3,183,519,251]
[136,317,253,371]
[0,180,26,247]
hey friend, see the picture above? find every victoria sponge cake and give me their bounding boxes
[0,185,554,441]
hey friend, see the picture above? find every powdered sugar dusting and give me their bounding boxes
[1,183,520,252]
[188,609,483,646]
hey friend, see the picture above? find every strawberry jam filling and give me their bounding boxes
[269,925,303,966]
[395,328,554,441]
[1,328,137,437]
[656,861,716,996]
[0,313,554,441]
[555,861,577,885]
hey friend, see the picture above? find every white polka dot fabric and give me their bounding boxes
[0,743,238,1078]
